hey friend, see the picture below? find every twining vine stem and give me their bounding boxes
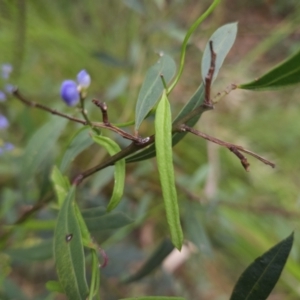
[12,40,275,187]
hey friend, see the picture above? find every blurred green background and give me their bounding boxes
[1,0,300,299]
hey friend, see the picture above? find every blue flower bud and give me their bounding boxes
[0,142,14,156]
[60,80,80,106]
[0,114,9,129]
[77,70,91,89]
[4,84,15,94]
[0,91,6,102]
[4,142,14,151]
[1,63,13,79]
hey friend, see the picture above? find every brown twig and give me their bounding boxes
[92,99,149,144]
[179,124,275,169]
[72,136,154,186]
[13,89,88,126]
[204,41,216,106]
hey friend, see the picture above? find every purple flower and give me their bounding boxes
[0,115,9,129]
[0,142,14,156]
[1,63,13,79]
[0,91,6,102]
[60,80,80,106]
[77,70,91,89]
[4,142,14,151]
[5,84,15,94]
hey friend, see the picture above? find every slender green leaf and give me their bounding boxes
[120,297,185,300]
[155,91,183,250]
[84,211,134,231]
[54,186,89,300]
[230,232,294,300]
[60,126,94,173]
[5,240,53,261]
[92,135,125,211]
[21,117,67,187]
[201,22,238,84]
[52,167,93,248]
[168,0,221,93]
[122,238,174,283]
[239,49,300,90]
[135,54,176,130]
[127,84,204,163]
[51,165,70,207]
[89,249,101,300]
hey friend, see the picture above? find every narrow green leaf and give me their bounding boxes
[135,54,176,130]
[84,211,134,231]
[201,22,238,84]
[54,186,89,300]
[74,204,93,246]
[120,297,185,300]
[89,249,101,300]
[51,165,70,207]
[239,49,300,90]
[21,117,67,187]
[168,0,221,93]
[230,232,294,300]
[92,135,125,211]
[155,91,183,250]
[52,167,92,247]
[46,280,64,293]
[126,84,204,163]
[60,126,94,173]
[15,219,56,231]
[122,238,174,283]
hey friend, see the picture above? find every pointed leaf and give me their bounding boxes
[135,54,176,130]
[54,186,89,300]
[239,49,300,90]
[92,135,125,211]
[21,117,67,187]
[230,232,294,300]
[123,238,174,283]
[127,84,204,163]
[60,126,94,173]
[155,91,183,250]
[201,23,238,84]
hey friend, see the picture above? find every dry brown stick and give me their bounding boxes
[180,124,275,169]
[204,41,216,105]
[13,89,88,125]
[13,89,147,143]
[92,99,148,144]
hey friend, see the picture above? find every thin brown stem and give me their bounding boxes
[204,41,216,105]
[92,99,146,143]
[72,136,154,186]
[180,124,275,169]
[13,89,88,125]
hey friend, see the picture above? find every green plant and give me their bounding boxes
[1,0,300,299]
